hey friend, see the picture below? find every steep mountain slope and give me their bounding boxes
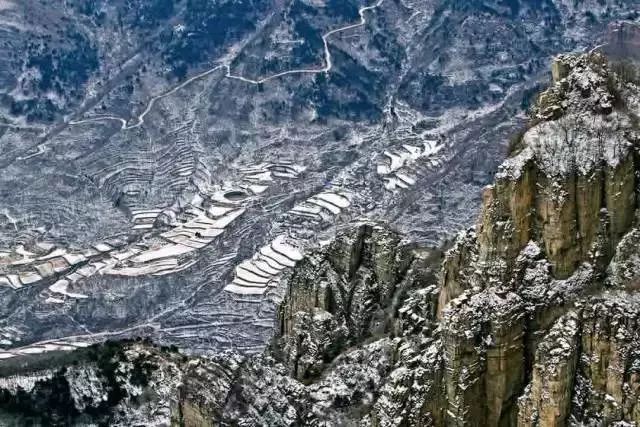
[3,51,640,425]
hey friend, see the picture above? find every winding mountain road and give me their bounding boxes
[69,0,384,130]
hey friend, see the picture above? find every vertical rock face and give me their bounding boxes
[435,51,640,427]
[517,312,581,427]
[517,295,640,427]
[277,223,414,380]
[605,152,637,249]
[459,52,639,284]
[535,173,581,278]
[552,59,571,83]
[573,295,640,425]
[608,229,640,288]
[173,354,244,425]
[477,161,535,271]
[438,228,478,316]
[575,170,604,260]
[442,291,525,426]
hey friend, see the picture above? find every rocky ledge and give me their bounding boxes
[3,53,640,426]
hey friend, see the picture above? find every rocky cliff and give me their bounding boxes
[437,51,640,426]
[3,52,640,426]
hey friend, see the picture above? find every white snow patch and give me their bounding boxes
[132,244,194,263]
[315,192,350,208]
[272,235,303,261]
[49,279,88,299]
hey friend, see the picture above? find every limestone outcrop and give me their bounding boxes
[436,52,640,426]
[517,312,580,427]
[276,223,416,380]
